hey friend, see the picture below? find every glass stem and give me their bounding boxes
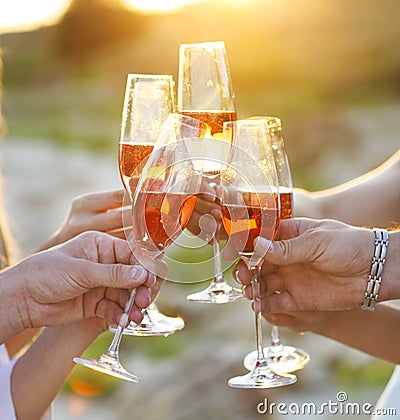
[106,289,136,358]
[140,309,153,326]
[251,265,266,364]
[269,325,284,357]
[145,273,156,317]
[211,225,225,284]
[210,175,226,286]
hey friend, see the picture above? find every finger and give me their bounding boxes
[263,312,299,329]
[260,260,279,277]
[150,278,163,301]
[83,263,149,291]
[261,292,299,314]
[95,298,125,325]
[120,207,132,227]
[256,230,316,267]
[130,251,168,281]
[108,229,126,240]
[84,210,123,233]
[105,287,130,307]
[194,194,219,215]
[234,260,252,286]
[129,304,145,325]
[186,210,202,236]
[210,208,222,223]
[73,190,124,213]
[94,234,131,265]
[262,272,285,297]
[243,283,269,300]
[133,285,152,309]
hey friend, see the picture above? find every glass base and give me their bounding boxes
[187,282,245,304]
[243,345,310,374]
[149,310,185,331]
[228,367,297,389]
[73,354,139,382]
[109,309,184,337]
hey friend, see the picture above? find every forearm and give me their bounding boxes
[294,149,400,227]
[11,320,101,420]
[312,303,400,364]
[5,329,40,357]
[0,267,28,343]
[379,230,400,302]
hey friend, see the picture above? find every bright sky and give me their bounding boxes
[0,0,205,35]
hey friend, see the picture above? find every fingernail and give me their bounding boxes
[150,273,157,287]
[130,265,146,282]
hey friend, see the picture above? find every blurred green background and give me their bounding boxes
[1,0,399,418]
[2,0,400,188]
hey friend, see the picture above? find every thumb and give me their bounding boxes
[81,263,149,290]
[257,235,313,266]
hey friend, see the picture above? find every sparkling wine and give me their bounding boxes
[133,191,197,251]
[179,110,236,177]
[221,191,278,255]
[118,142,154,188]
[179,110,237,137]
[279,189,294,220]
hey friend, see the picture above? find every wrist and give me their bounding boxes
[379,230,400,301]
[305,311,337,336]
[0,266,29,341]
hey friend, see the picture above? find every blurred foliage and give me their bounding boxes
[56,0,149,58]
[124,332,186,359]
[1,0,400,190]
[333,358,395,391]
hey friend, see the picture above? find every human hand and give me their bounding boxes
[4,231,155,336]
[186,177,228,242]
[39,189,127,251]
[235,218,378,313]
[262,310,336,334]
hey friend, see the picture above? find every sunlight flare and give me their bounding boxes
[122,0,202,14]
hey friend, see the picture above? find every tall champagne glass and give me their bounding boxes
[117,74,184,336]
[178,41,243,304]
[242,117,310,374]
[221,119,296,388]
[74,115,203,383]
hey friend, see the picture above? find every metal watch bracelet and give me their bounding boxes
[361,227,389,311]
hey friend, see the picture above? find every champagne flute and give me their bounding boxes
[242,117,310,374]
[74,114,203,383]
[129,113,204,302]
[177,41,243,304]
[117,73,184,336]
[221,119,296,388]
